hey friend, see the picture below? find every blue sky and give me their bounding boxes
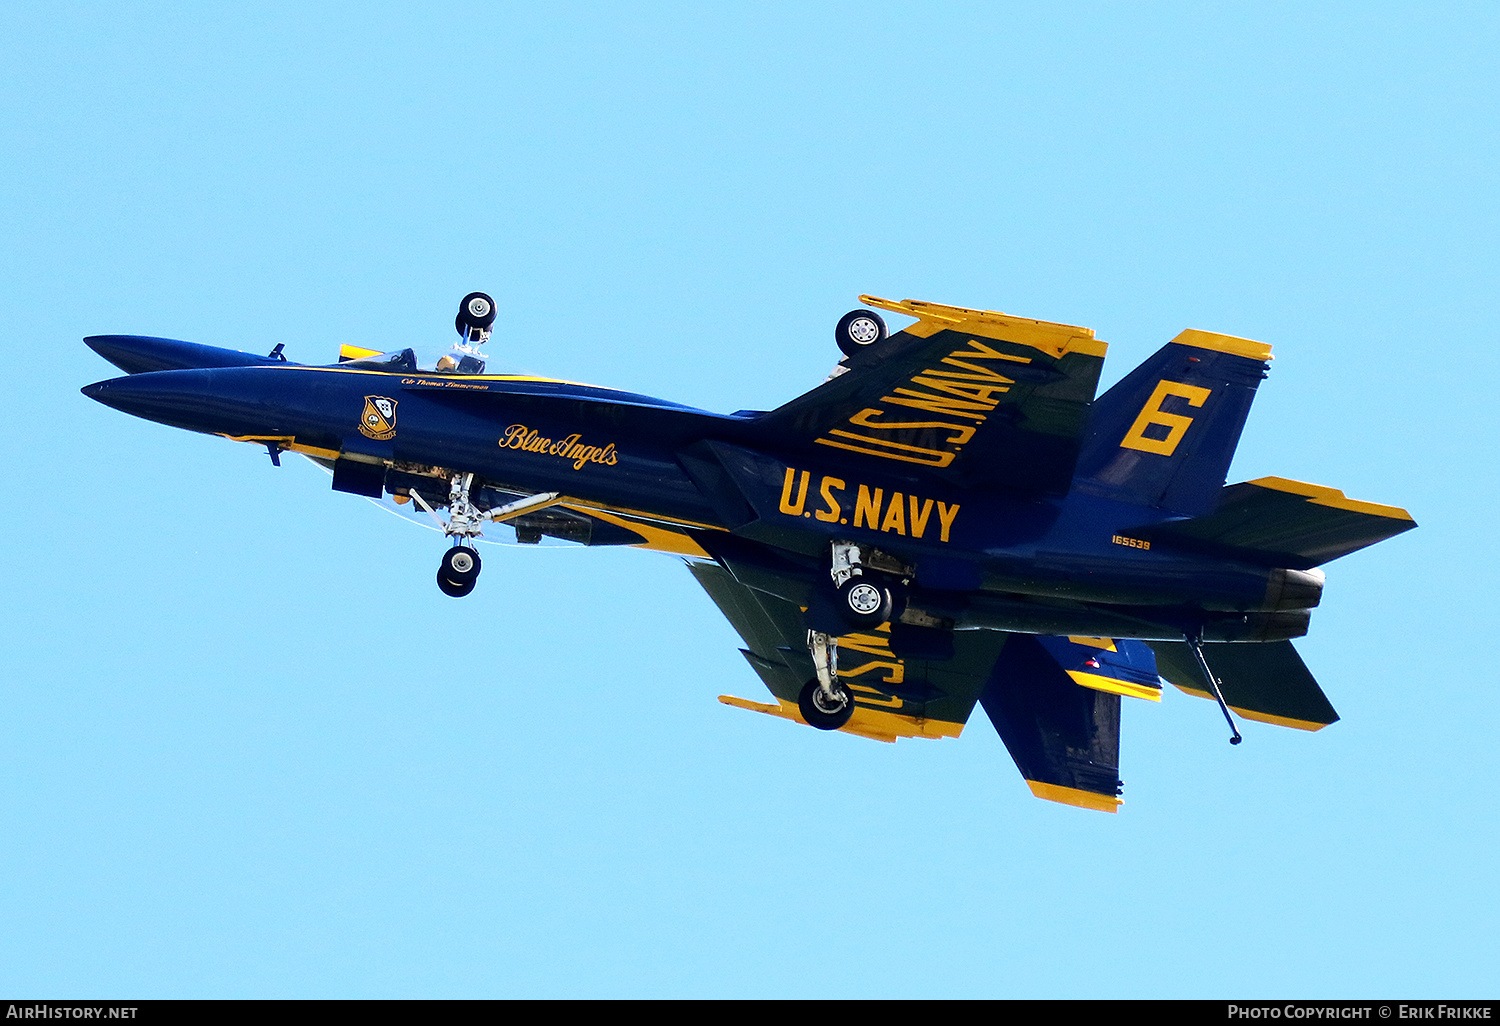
[2,1,1496,998]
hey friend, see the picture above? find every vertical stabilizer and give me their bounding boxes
[1073,329,1272,516]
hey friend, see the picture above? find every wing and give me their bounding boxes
[692,561,1154,812]
[752,296,1107,496]
[691,561,1004,741]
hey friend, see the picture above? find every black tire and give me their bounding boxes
[441,545,481,583]
[835,309,887,359]
[458,292,497,330]
[886,581,908,623]
[836,576,892,629]
[436,571,475,598]
[798,679,855,731]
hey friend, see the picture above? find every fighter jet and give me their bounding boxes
[81,292,1415,811]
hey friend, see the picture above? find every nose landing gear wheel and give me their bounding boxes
[799,679,855,731]
[437,571,475,598]
[442,546,481,581]
[437,546,481,597]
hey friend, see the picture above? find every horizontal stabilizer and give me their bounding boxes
[1146,640,1337,731]
[1036,636,1162,702]
[1141,477,1415,569]
[980,634,1124,812]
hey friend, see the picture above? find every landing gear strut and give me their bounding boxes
[829,541,906,630]
[799,630,854,730]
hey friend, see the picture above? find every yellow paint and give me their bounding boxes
[716,696,965,742]
[814,476,844,523]
[1170,328,1273,363]
[1120,380,1212,456]
[813,313,1103,471]
[778,467,811,515]
[275,364,610,389]
[1026,780,1122,813]
[358,396,397,440]
[220,434,342,461]
[936,501,960,543]
[1234,709,1332,731]
[1067,637,1117,651]
[909,496,935,538]
[846,683,904,708]
[499,424,619,471]
[880,493,907,535]
[858,295,1109,359]
[848,408,976,446]
[1067,670,1163,702]
[571,506,712,558]
[815,431,957,468]
[1166,682,1332,731]
[558,498,722,532]
[338,344,382,362]
[1247,477,1415,521]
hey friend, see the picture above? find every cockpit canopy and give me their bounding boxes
[336,347,486,374]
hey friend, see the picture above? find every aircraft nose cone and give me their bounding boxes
[80,375,152,415]
[84,335,186,375]
[79,366,294,440]
[78,370,218,426]
[83,334,286,374]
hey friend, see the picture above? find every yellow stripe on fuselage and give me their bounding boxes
[571,506,712,558]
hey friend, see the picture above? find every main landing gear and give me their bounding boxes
[797,543,912,732]
[834,309,888,359]
[829,541,907,630]
[799,631,854,730]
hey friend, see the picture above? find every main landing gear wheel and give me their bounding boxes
[458,292,496,328]
[836,576,893,629]
[456,292,497,342]
[835,309,888,359]
[798,678,855,731]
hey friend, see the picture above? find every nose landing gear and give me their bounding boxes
[799,630,854,730]
[408,475,562,598]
